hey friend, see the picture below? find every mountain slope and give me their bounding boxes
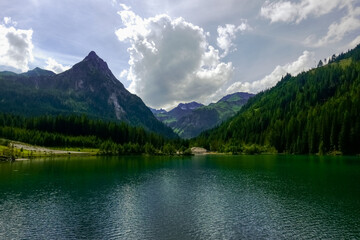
[21,67,56,77]
[168,102,204,120]
[153,92,254,138]
[154,102,204,127]
[0,51,176,138]
[173,92,254,138]
[149,107,167,115]
[194,45,360,154]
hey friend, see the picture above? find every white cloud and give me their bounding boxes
[115,7,233,109]
[217,21,251,57]
[3,17,17,26]
[261,0,360,47]
[348,35,360,49]
[44,57,71,74]
[119,69,128,78]
[316,6,360,46]
[261,1,298,23]
[115,5,148,42]
[261,0,347,23]
[0,20,34,72]
[227,51,315,94]
[119,3,131,11]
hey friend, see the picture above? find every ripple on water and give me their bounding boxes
[0,155,359,239]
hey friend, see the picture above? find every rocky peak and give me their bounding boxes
[62,51,120,87]
[54,51,125,93]
[84,51,100,61]
[177,101,204,110]
[149,107,167,114]
[166,101,204,120]
[82,51,110,73]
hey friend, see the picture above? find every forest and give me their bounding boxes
[0,114,189,156]
[192,45,360,155]
[1,45,360,156]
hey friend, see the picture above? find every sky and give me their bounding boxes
[1,0,360,109]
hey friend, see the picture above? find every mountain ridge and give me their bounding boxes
[152,92,254,138]
[0,51,177,138]
[21,67,56,77]
[193,44,360,154]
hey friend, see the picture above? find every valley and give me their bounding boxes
[1,45,360,156]
[151,92,254,138]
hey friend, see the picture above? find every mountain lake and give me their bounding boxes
[0,155,359,239]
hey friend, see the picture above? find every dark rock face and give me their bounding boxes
[177,102,204,110]
[153,92,255,138]
[167,101,204,120]
[0,51,177,138]
[149,107,167,115]
[21,67,56,77]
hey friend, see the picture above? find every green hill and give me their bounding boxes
[193,45,360,155]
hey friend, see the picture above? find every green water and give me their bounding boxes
[0,155,359,239]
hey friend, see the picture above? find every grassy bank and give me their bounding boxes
[0,138,98,161]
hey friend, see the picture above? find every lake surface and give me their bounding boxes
[0,155,359,239]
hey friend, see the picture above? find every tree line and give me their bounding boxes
[0,114,190,155]
[192,45,360,155]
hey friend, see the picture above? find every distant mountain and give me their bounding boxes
[217,92,254,103]
[168,102,204,119]
[176,102,204,111]
[153,92,254,138]
[21,67,56,77]
[193,44,360,154]
[149,107,167,115]
[0,51,177,138]
[152,101,203,127]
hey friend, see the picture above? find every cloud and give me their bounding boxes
[115,6,233,109]
[348,35,360,49]
[111,0,131,10]
[119,69,128,78]
[44,57,71,74]
[3,17,17,26]
[227,51,315,94]
[315,6,360,46]
[261,0,360,47]
[260,0,347,23]
[0,19,34,72]
[217,21,251,57]
[119,3,131,11]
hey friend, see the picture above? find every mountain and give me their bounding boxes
[194,44,360,154]
[175,102,204,111]
[149,107,167,115]
[153,101,203,126]
[173,92,254,138]
[169,102,204,120]
[217,92,254,103]
[207,92,255,120]
[21,67,56,77]
[0,51,177,138]
[153,92,254,138]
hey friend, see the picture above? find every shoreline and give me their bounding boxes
[1,140,357,162]
[0,141,98,162]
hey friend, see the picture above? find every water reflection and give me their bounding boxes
[0,155,359,239]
